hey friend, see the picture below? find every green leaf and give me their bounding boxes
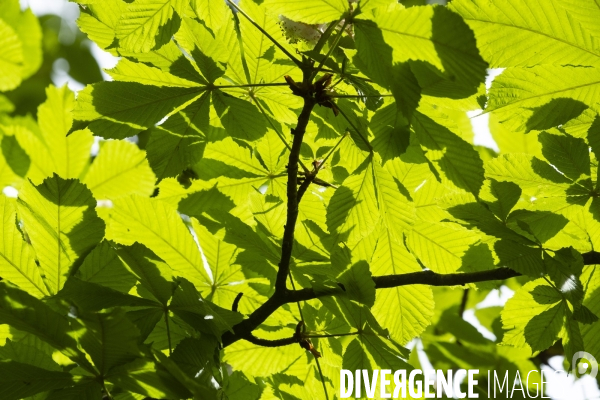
[83,140,156,200]
[412,110,484,194]
[59,278,158,311]
[451,0,600,67]
[0,282,95,373]
[581,265,600,362]
[407,221,479,274]
[191,219,267,313]
[0,19,23,91]
[369,103,410,163]
[147,94,209,180]
[99,194,211,287]
[327,158,379,248]
[15,86,94,184]
[0,2,41,80]
[539,131,590,181]
[485,153,570,199]
[479,179,522,222]
[191,0,230,32]
[116,0,184,53]
[212,91,268,142]
[115,243,175,305]
[170,278,243,338]
[355,4,487,100]
[174,16,227,83]
[45,381,103,400]
[152,347,218,398]
[105,358,192,399]
[265,0,349,24]
[502,279,565,352]
[487,66,600,134]
[224,371,263,400]
[370,225,434,344]
[107,58,203,87]
[0,133,30,188]
[76,241,138,293]
[0,360,76,400]
[73,82,206,139]
[338,261,376,307]
[17,175,105,295]
[494,240,544,277]
[77,0,126,51]
[78,308,143,374]
[0,334,61,372]
[0,195,49,297]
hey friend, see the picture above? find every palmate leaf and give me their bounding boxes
[451,0,600,134]
[76,241,138,293]
[116,0,186,53]
[191,219,267,314]
[407,221,480,274]
[0,0,41,80]
[0,195,49,298]
[0,361,78,400]
[83,140,156,200]
[327,157,380,248]
[76,0,127,51]
[45,381,103,400]
[0,334,61,372]
[0,282,95,373]
[212,91,268,142]
[73,82,206,139]
[487,66,600,134]
[191,0,230,32]
[188,132,287,207]
[98,194,211,287]
[0,18,23,92]
[15,86,94,184]
[354,3,487,108]
[581,265,600,363]
[174,16,229,83]
[115,243,175,305]
[502,279,566,353]
[412,109,484,194]
[451,0,600,68]
[485,153,571,200]
[17,175,105,295]
[265,0,349,24]
[147,93,209,180]
[370,225,434,344]
[105,357,193,399]
[107,58,203,87]
[0,133,30,189]
[170,278,243,339]
[77,308,143,375]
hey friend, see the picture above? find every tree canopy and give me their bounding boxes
[0,0,599,398]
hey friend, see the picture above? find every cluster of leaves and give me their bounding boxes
[0,0,599,398]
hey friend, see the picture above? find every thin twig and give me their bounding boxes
[336,106,372,151]
[226,0,303,67]
[164,309,172,356]
[304,331,360,339]
[216,82,289,89]
[315,131,348,174]
[250,95,310,174]
[313,20,349,78]
[274,78,316,292]
[458,289,469,319]
[314,354,330,400]
[330,94,394,98]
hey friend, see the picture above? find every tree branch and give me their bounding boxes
[221,254,600,347]
[275,72,316,293]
